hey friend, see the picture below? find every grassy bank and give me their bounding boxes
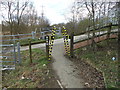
[19,39,46,46]
[2,48,56,88]
[2,38,46,45]
[74,39,118,88]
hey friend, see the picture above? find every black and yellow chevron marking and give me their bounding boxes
[47,26,70,60]
[48,26,56,60]
[62,26,70,56]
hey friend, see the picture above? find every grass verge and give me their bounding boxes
[2,48,56,88]
[74,39,118,88]
[20,39,46,46]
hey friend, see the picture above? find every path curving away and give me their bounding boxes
[52,42,85,88]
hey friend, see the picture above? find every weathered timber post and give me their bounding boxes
[70,32,74,58]
[45,35,49,60]
[107,23,112,39]
[106,23,112,46]
[29,39,32,63]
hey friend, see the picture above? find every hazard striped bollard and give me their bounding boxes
[48,26,56,60]
[62,26,70,56]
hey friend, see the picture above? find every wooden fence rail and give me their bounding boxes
[73,33,118,50]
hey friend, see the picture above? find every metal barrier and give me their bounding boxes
[1,41,22,70]
[0,44,15,70]
[0,31,36,42]
[87,18,118,31]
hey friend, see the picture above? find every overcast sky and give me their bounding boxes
[0,0,117,25]
[0,0,74,24]
[31,0,74,25]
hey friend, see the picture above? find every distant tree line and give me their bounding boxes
[65,0,118,35]
[1,0,50,35]
[64,0,118,52]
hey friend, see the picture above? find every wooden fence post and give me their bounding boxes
[45,35,49,60]
[70,32,74,58]
[29,39,32,64]
[107,23,112,39]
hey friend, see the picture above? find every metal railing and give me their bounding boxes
[86,17,118,31]
[0,31,36,42]
[0,42,21,70]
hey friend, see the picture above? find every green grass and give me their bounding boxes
[74,39,118,88]
[112,26,118,30]
[75,25,118,36]
[19,39,45,46]
[2,48,49,88]
[91,26,118,35]
[3,38,45,45]
[54,35,63,39]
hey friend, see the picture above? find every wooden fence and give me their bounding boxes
[69,24,118,58]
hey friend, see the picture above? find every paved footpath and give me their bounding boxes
[52,42,85,88]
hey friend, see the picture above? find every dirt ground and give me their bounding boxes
[2,62,60,89]
[68,56,105,88]
[38,62,60,88]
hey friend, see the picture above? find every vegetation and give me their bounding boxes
[2,48,50,88]
[19,39,45,46]
[1,0,119,89]
[1,0,50,35]
[74,39,118,88]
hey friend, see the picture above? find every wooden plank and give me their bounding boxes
[74,33,117,49]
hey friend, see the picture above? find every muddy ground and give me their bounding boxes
[38,62,60,88]
[68,56,105,88]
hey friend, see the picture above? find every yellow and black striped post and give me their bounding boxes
[62,27,68,55]
[48,26,56,60]
[46,25,71,60]
[62,26,70,56]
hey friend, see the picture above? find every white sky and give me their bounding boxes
[31,0,75,25]
[0,0,117,25]
[0,0,74,24]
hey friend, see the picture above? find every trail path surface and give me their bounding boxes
[52,42,85,88]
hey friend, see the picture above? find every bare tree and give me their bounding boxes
[84,1,98,50]
[65,1,85,34]
[1,0,29,35]
[1,0,16,35]
[15,0,29,34]
[84,1,116,49]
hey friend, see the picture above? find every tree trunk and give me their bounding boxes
[91,2,96,52]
